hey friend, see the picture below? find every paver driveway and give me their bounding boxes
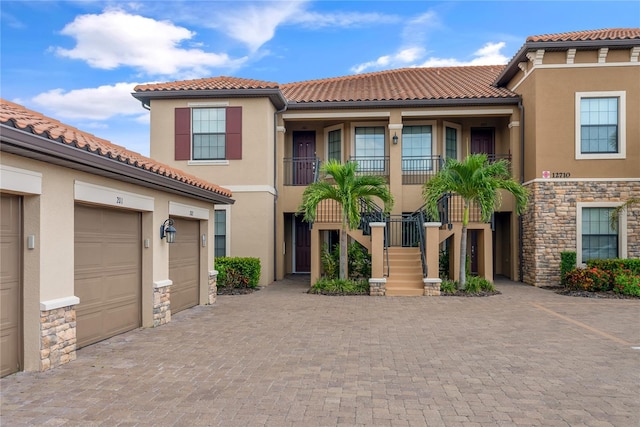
[1,277,639,426]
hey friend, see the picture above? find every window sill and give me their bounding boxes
[187,160,230,166]
[575,153,626,160]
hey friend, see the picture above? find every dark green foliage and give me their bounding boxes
[347,241,371,279]
[613,273,640,297]
[440,279,457,294]
[309,277,369,295]
[440,277,496,294]
[564,267,612,292]
[215,257,261,289]
[560,251,577,285]
[587,259,640,276]
[321,243,339,280]
[439,248,450,279]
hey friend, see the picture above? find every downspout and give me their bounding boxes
[518,98,525,283]
[273,102,288,282]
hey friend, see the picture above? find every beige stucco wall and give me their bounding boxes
[1,152,217,371]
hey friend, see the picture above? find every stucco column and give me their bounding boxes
[423,222,442,296]
[368,222,386,296]
[310,225,321,285]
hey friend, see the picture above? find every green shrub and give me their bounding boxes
[565,267,612,292]
[439,248,450,279]
[320,243,339,279]
[560,251,576,286]
[215,257,261,288]
[348,241,371,279]
[465,276,496,293]
[309,277,369,295]
[440,279,457,294]
[613,273,640,297]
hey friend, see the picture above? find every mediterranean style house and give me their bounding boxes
[0,100,233,377]
[132,28,639,294]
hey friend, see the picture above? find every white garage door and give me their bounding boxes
[169,217,200,314]
[75,204,141,348]
[1,194,21,377]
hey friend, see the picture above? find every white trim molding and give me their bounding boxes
[402,108,514,117]
[222,185,276,195]
[187,160,230,166]
[187,102,229,107]
[523,177,640,186]
[40,296,80,311]
[576,201,627,265]
[566,49,576,64]
[598,48,609,63]
[169,201,209,220]
[0,164,42,194]
[153,279,173,289]
[74,181,154,211]
[276,126,286,133]
[575,91,626,160]
[388,123,403,130]
[283,111,390,119]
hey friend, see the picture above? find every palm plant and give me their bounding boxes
[422,154,528,289]
[610,197,639,230]
[297,160,394,280]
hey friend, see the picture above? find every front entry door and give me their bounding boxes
[470,128,495,156]
[293,131,316,185]
[294,216,311,273]
[469,230,479,275]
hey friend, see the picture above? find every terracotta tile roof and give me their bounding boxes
[0,99,232,199]
[527,28,640,43]
[280,65,516,103]
[134,76,279,92]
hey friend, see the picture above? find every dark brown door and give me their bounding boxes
[75,204,141,348]
[169,218,200,314]
[1,195,21,377]
[295,217,311,273]
[293,131,316,185]
[470,128,495,156]
[469,230,479,275]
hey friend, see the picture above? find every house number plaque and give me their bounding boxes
[542,171,570,179]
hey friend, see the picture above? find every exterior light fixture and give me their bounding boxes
[160,218,176,243]
[392,132,398,145]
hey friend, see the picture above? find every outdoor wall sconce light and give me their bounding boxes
[160,219,176,243]
[392,132,398,144]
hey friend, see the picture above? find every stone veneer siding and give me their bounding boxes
[153,285,171,327]
[369,279,386,296]
[522,180,640,287]
[208,270,218,304]
[40,306,77,371]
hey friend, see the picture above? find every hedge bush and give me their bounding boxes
[613,273,640,297]
[560,251,576,286]
[215,257,261,289]
[564,267,612,292]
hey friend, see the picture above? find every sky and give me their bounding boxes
[2,1,639,156]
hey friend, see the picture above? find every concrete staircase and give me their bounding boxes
[385,247,424,296]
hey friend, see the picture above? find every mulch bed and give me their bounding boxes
[540,286,638,299]
[217,287,260,295]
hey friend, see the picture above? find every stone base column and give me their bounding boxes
[153,284,171,327]
[39,300,78,371]
[369,278,386,296]
[208,270,218,304]
[423,278,442,296]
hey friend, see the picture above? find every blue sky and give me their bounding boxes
[2,1,639,156]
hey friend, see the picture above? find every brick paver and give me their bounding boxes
[1,277,639,426]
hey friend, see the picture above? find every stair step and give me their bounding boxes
[386,287,424,296]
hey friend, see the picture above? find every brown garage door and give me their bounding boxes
[75,204,141,348]
[1,195,22,377]
[169,217,200,314]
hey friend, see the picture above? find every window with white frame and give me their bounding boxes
[576,202,627,264]
[353,126,385,171]
[402,125,432,171]
[193,108,226,160]
[214,208,229,258]
[325,125,342,163]
[575,91,626,160]
[443,122,461,161]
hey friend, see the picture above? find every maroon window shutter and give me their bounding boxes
[175,108,191,160]
[226,106,242,160]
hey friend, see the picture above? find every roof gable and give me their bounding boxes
[0,99,232,200]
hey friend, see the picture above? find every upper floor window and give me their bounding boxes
[445,126,458,160]
[193,108,226,160]
[327,128,342,163]
[575,91,625,160]
[174,106,242,162]
[402,125,433,171]
[353,126,386,172]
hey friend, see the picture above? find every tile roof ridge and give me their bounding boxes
[282,64,506,87]
[526,27,640,42]
[134,75,280,91]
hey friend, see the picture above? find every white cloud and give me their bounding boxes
[290,10,399,29]
[351,47,425,74]
[30,82,145,121]
[55,9,245,77]
[417,42,508,67]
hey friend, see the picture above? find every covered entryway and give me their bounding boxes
[74,204,141,348]
[169,217,200,314]
[1,194,22,377]
[294,216,311,273]
[293,131,316,185]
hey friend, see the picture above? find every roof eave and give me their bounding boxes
[494,38,640,87]
[132,88,287,110]
[284,96,521,110]
[0,124,234,205]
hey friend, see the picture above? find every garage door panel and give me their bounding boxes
[1,194,21,377]
[75,204,141,349]
[169,218,200,314]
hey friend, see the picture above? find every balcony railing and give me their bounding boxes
[283,157,320,186]
[349,156,389,179]
[402,155,443,184]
